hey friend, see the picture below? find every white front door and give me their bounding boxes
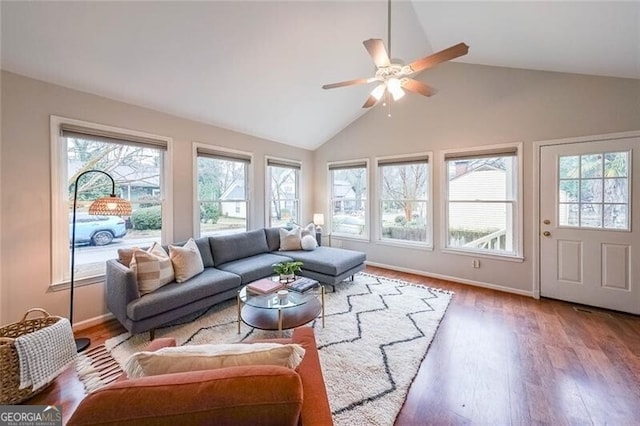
[539,135,640,314]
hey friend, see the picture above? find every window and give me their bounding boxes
[444,145,521,257]
[51,117,172,285]
[266,158,300,227]
[378,155,430,246]
[329,160,368,239]
[558,151,630,230]
[196,145,251,237]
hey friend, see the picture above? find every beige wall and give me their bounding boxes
[314,62,640,294]
[0,71,314,325]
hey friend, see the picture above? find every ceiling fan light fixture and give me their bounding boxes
[371,84,386,100]
[387,78,405,101]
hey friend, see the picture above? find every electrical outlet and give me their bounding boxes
[472,259,481,268]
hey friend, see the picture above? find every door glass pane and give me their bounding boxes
[580,204,602,228]
[580,179,603,203]
[604,178,628,203]
[559,156,579,178]
[559,180,579,202]
[604,204,628,229]
[604,152,628,177]
[581,154,603,178]
[559,203,580,226]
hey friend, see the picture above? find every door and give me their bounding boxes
[540,136,640,314]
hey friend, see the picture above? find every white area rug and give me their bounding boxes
[104,273,453,425]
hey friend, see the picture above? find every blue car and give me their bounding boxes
[70,214,127,246]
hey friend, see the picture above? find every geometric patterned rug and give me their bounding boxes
[90,273,453,425]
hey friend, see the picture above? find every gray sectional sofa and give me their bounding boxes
[106,227,366,337]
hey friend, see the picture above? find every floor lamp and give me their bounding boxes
[70,170,132,352]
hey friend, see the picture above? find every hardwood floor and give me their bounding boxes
[24,266,640,425]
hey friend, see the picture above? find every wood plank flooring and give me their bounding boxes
[23,266,640,425]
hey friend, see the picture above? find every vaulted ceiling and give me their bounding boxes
[2,1,638,149]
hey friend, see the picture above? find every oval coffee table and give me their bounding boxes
[237,281,325,333]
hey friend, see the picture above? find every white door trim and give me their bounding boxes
[532,130,640,299]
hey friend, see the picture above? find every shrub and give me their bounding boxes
[131,206,162,230]
[200,204,220,224]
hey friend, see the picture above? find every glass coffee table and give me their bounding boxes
[237,278,325,333]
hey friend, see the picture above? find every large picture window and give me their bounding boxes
[444,145,521,257]
[266,158,300,227]
[51,117,171,284]
[329,160,368,239]
[378,155,430,245]
[196,145,251,237]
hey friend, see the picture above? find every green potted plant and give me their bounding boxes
[272,261,304,283]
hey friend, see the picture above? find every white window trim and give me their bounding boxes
[440,142,524,261]
[327,158,370,241]
[264,156,302,228]
[374,152,433,249]
[192,142,253,237]
[50,115,174,288]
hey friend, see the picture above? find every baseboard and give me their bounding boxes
[73,312,115,332]
[365,261,534,297]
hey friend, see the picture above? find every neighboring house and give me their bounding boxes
[219,181,247,218]
[69,161,160,202]
[448,165,508,231]
[332,180,358,214]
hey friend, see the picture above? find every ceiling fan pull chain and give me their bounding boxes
[387,0,392,59]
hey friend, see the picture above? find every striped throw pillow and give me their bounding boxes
[130,243,175,296]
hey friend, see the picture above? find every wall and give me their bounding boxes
[314,62,640,294]
[0,71,314,325]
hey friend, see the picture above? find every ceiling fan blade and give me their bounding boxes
[401,78,437,97]
[322,77,374,90]
[407,42,469,74]
[363,38,391,68]
[362,94,379,108]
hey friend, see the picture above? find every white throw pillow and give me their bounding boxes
[169,238,204,283]
[279,227,302,251]
[301,222,315,237]
[301,234,318,251]
[123,343,306,378]
[129,243,175,296]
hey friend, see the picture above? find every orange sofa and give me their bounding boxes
[68,327,332,426]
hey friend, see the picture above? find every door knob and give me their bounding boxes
[543,219,550,225]
[543,231,551,237]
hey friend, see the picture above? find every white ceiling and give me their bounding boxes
[2,1,638,150]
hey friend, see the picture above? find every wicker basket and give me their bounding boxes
[0,308,64,404]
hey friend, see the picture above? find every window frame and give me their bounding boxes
[265,156,301,228]
[327,158,370,241]
[441,143,524,261]
[375,153,433,249]
[192,142,253,238]
[50,116,174,288]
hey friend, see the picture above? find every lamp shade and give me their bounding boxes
[88,195,132,216]
[313,213,325,226]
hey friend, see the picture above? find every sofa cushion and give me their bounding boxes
[217,253,293,284]
[280,247,366,276]
[67,366,304,426]
[169,238,205,283]
[210,230,270,266]
[123,343,306,378]
[264,227,281,252]
[279,227,302,251]
[166,237,214,268]
[130,244,175,296]
[127,268,240,321]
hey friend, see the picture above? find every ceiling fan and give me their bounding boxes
[322,0,469,109]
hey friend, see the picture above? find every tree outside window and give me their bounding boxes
[267,160,300,227]
[379,157,429,244]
